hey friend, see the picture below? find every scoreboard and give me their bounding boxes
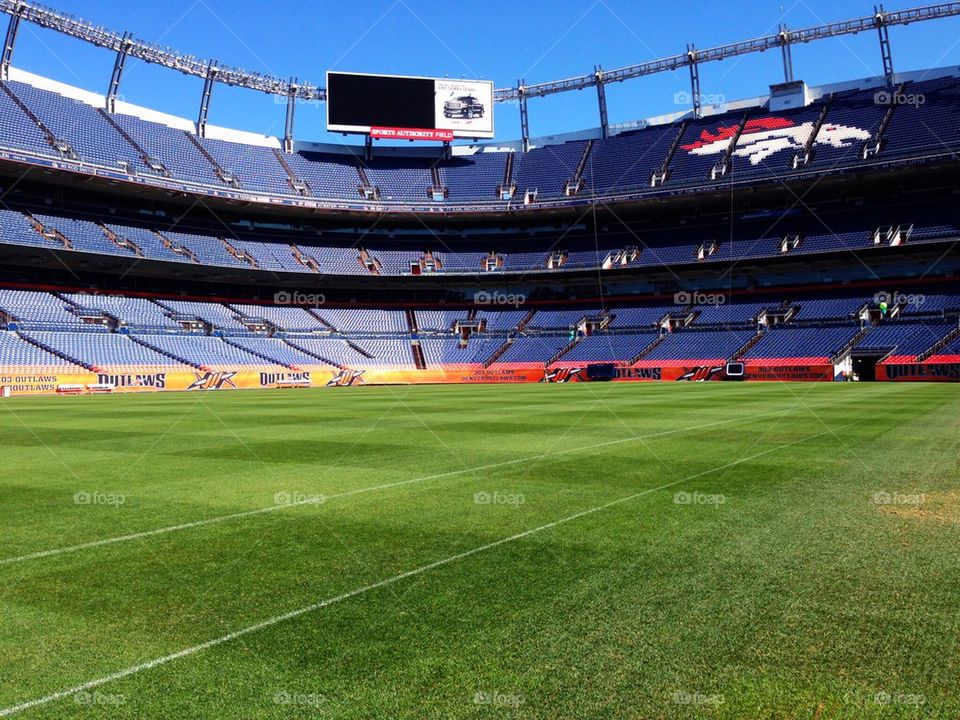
[327,72,494,140]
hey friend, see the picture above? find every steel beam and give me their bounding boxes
[492,2,960,102]
[0,0,957,107]
[779,25,795,83]
[1,0,22,80]
[197,64,216,138]
[284,78,297,153]
[688,46,702,118]
[876,5,896,85]
[595,66,609,139]
[105,31,131,112]
[518,78,530,152]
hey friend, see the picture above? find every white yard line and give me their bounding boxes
[0,422,849,718]
[0,400,847,567]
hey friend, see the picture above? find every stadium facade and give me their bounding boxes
[0,2,959,395]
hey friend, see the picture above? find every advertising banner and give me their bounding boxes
[370,127,454,141]
[0,371,98,395]
[433,79,493,137]
[353,366,545,385]
[1,365,548,395]
[546,364,834,383]
[0,368,322,395]
[877,363,960,382]
[743,365,834,382]
[16,360,957,396]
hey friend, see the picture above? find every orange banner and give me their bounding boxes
[0,364,549,395]
[333,366,546,386]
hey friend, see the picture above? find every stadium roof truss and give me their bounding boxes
[1,0,959,148]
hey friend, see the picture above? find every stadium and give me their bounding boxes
[0,0,958,717]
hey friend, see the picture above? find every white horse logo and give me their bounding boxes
[683,117,872,165]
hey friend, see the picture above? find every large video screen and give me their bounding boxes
[327,72,494,140]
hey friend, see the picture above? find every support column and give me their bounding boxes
[779,25,794,83]
[284,79,297,153]
[875,5,895,86]
[518,78,530,153]
[595,66,609,139]
[1,2,23,81]
[687,45,701,118]
[106,32,132,113]
[197,63,217,138]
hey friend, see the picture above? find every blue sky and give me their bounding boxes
[9,0,960,145]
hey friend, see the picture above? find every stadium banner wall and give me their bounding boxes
[0,365,547,395]
[11,362,957,395]
[876,363,960,382]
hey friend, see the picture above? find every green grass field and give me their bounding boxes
[1,383,959,719]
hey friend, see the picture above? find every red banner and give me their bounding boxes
[370,127,455,141]
[877,363,960,382]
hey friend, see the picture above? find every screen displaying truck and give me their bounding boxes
[327,72,494,139]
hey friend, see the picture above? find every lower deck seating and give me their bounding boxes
[926,334,960,362]
[21,331,190,370]
[490,336,573,366]
[641,330,757,366]
[554,334,658,364]
[1,290,958,375]
[418,337,503,366]
[856,321,957,361]
[743,326,860,364]
[0,331,84,372]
